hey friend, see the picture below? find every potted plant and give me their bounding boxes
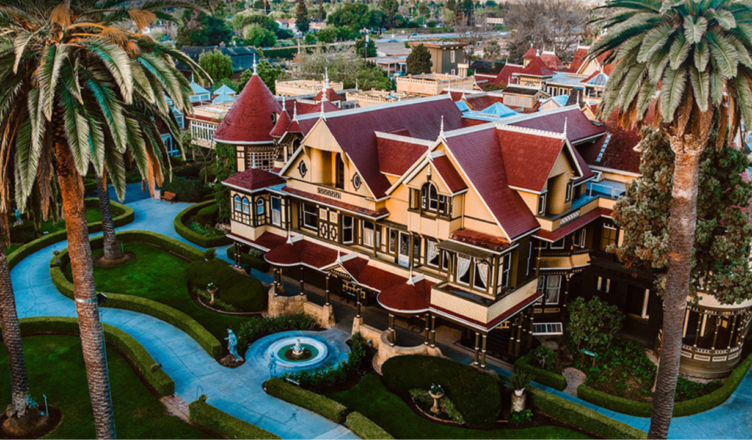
[508,371,531,412]
[428,383,445,414]
[207,282,218,305]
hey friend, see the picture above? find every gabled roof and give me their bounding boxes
[496,127,568,193]
[495,63,524,86]
[523,46,537,59]
[443,125,539,239]
[508,106,605,144]
[190,81,210,96]
[539,51,566,71]
[213,84,236,96]
[519,56,555,77]
[314,87,343,102]
[576,113,641,174]
[223,168,285,192]
[582,70,609,86]
[567,46,589,73]
[270,110,292,138]
[212,92,236,104]
[213,72,282,145]
[377,135,429,176]
[431,155,467,193]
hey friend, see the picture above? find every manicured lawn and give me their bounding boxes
[327,374,590,439]
[64,242,248,344]
[0,335,212,439]
[5,208,102,255]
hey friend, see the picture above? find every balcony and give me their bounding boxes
[586,180,626,199]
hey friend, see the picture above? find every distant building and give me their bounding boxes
[396,73,477,97]
[276,79,345,98]
[407,40,467,76]
[346,89,416,107]
[179,46,260,75]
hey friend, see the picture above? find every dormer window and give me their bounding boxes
[421,183,439,211]
[565,182,572,202]
[537,192,546,215]
[336,154,345,189]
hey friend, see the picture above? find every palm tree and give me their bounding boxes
[95,173,125,263]
[0,2,206,437]
[588,0,752,437]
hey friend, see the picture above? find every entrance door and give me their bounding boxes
[398,232,410,267]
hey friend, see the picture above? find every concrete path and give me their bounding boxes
[10,191,357,440]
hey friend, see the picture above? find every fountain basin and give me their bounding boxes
[268,336,329,369]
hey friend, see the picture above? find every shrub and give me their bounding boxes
[196,203,219,227]
[567,296,624,353]
[236,314,317,351]
[529,345,558,372]
[509,409,533,426]
[162,179,211,202]
[174,200,232,248]
[189,399,279,439]
[226,246,269,272]
[173,163,202,179]
[514,354,567,391]
[345,412,393,440]
[10,220,37,243]
[284,334,369,391]
[265,378,348,423]
[186,259,266,312]
[381,355,500,428]
[508,370,532,392]
[204,247,217,261]
[409,389,464,424]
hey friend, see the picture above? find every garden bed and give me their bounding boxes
[174,200,231,248]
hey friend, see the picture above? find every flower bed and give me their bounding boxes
[174,200,231,248]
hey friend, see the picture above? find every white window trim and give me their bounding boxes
[550,238,565,250]
[526,242,533,276]
[363,222,375,247]
[302,204,317,230]
[271,196,282,226]
[343,216,354,244]
[538,193,546,215]
[533,322,564,336]
[577,229,587,248]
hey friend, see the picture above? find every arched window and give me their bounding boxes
[421,182,439,211]
[242,198,250,214]
[234,195,242,212]
[256,198,265,216]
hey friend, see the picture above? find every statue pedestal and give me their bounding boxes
[511,391,526,413]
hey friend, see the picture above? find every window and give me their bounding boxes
[343,216,354,244]
[600,224,618,251]
[596,276,612,293]
[473,259,489,290]
[413,240,421,263]
[298,161,308,177]
[526,242,533,276]
[421,183,439,211]
[271,196,281,226]
[438,195,449,215]
[389,229,397,253]
[550,239,565,250]
[336,154,345,189]
[426,239,439,267]
[363,222,375,247]
[533,322,564,336]
[499,254,511,288]
[256,198,265,216]
[565,182,573,202]
[234,195,242,212]
[457,255,471,285]
[577,229,587,248]
[352,174,362,190]
[302,204,317,230]
[544,275,562,305]
[441,250,452,271]
[538,193,546,215]
[451,51,456,63]
[242,198,250,214]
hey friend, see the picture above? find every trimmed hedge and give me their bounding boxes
[8,198,134,270]
[187,259,266,312]
[49,231,222,358]
[265,378,348,424]
[161,178,211,202]
[226,246,269,272]
[196,203,219,226]
[188,399,279,439]
[514,354,567,391]
[577,352,752,417]
[174,200,232,248]
[381,355,501,428]
[527,386,647,439]
[345,412,393,440]
[14,317,174,396]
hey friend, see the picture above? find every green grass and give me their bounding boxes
[38,208,102,235]
[327,375,590,439]
[0,335,212,439]
[64,242,248,342]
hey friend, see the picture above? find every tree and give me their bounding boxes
[456,0,474,25]
[567,296,624,352]
[590,1,752,437]
[442,8,455,26]
[327,3,382,30]
[380,0,399,27]
[257,60,286,93]
[315,5,327,21]
[483,40,501,60]
[406,44,433,75]
[353,61,394,91]
[95,174,125,263]
[176,12,233,48]
[296,0,311,33]
[214,144,236,222]
[355,37,377,58]
[317,26,338,43]
[244,24,277,47]
[199,49,234,83]
[0,2,207,437]
[304,32,317,45]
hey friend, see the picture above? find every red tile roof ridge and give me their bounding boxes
[443,122,498,138]
[374,131,435,146]
[293,94,454,123]
[498,103,582,124]
[496,123,567,140]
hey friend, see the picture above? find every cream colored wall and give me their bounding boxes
[546,151,576,215]
[518,191,539,214]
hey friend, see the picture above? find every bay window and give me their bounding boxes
[498,253,511,289]
[343,216,354,244]
[302,204,318,230]
[271,196,281,226]
[426,239,439,267]
[473,259,489,290]
[363,222,374,247]
[457,255,471,285]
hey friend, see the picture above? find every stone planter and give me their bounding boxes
[511,390,526,413]
[429,390,445,414]
[208,287,218,305]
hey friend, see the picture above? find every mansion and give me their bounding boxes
[211,65,752,379]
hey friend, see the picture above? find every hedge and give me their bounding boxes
[514,354,567,391]
[577,352,752,418]
[174,200,232,248]
[345,412,393,440]
[226,246,269,272]
[8,198,134,270]
[264,378,348,424]
[527,386,647,439]
[187,259,267,312]
[188,399,279,439]
[381,355,501,429]
[13,317,174,396]
[161,178,211,203]
[49,231,222,358]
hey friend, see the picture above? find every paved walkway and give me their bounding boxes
[9,188,752,439]
[11,191,357,440]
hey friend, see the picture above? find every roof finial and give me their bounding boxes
[293,101,298,121]
[563,117,568,139]
[355,78,359,91]
[253,58,258,75]
[282,94,286,111]
[320,100,326,120]
[440,115,445,137]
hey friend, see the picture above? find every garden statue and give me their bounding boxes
[225,329,242,361]
[428,384,444,414]
[268,353,277,378]
[13,207,21,225]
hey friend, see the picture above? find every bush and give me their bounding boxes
[236,314,317,351]
[187,259,266,312]
[284,334,369,391]
[567,296,624,353]
[409,389,464,424]
[204,247,217,261]
[196,203,219,227]
[15,317,174,396]
[188,399,279,439]
[264,378,348,423]
[381,355,500,428]
[509,409,533,426]
[173,163,202,179]
[514,355,567,391]
[162,179,211,202]
[345,412,393,440]
[227,246,269,272]
[527,386,647,439]
[174,200,232,248]
[10,220,37,243]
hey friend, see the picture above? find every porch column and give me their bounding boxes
[272,267,279,296]
[515,315,524,357]
[694,311,703,347]
[356,290,362,318]
[481,333,487,368]
[388,314,396,346]
[473,332,480,366]
[325,274,331,306]
[424,313,430,345]
[527,308,535,347]
[508,319,516,356]
[712,315,721,350]
[728,315,739,350]
[299,266,305,296]
[430,315,436,348]
[563,274,573,317]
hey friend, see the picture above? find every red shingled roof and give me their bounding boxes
[270,110,292,138]
[378,278,433,314]
[536,208,612,242]
[377,137,428,176]
[444,127,539,239]
[214,73,281,144]
[432,155,467,193]
[297,97,464,198]
[314,87,343,102]
[576,114,641,174]
[283,187,389,218]
[567,47,589,73]
[523,46,537,59]
[450,229,510,252]
[510,107,605,144]
[520,56,554,77]
[223,168,285,192]
[465,94,504,111]
[539,52,565,71]
[264,236,339,268]
[494,63,524,86]
[497,128,565,193]
[340,257,407,292]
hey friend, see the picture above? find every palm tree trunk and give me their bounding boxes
[95,176,123,263]
[54,139,116,439]
[0,224,35,421]
[648,139,703,439]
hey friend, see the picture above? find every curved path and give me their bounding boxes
[11,191,357,440]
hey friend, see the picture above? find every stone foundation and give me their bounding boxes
[351,317,443,373]
[267,287,335,329]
